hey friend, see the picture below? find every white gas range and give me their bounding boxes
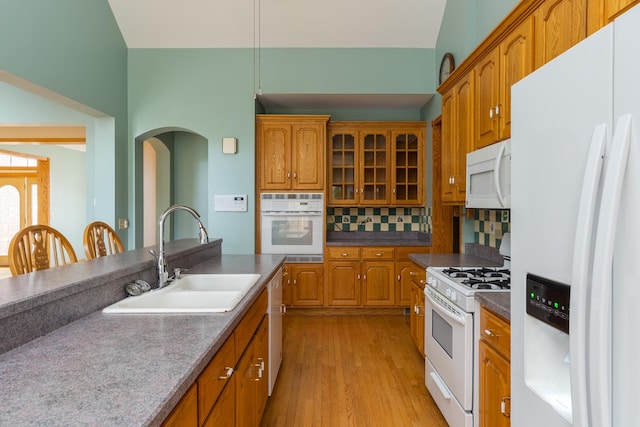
[424,235,510,427]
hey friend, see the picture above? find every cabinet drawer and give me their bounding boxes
[235,288,268,360]
[327,247,361,260]
[480,306,510,359]
[362,247,395,260]
[197,333,236,424]
[395,246,430,259]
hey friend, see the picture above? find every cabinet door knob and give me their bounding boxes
[484,329,499,337]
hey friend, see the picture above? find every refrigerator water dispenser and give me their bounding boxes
[524,274,573,422]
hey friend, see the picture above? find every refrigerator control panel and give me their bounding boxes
[526,274,570,334]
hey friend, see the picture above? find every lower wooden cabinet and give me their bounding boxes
[162,288,270,427]
[236,316,269,427]
[478,307,511,427]
[284,263,324,306]
[326,246,428,308]
[409,269,426,357]
[162,384,198,427]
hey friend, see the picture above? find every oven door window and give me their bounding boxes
[431,310,454,358]
[271,218,314,246]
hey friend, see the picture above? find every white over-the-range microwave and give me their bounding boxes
[466,139,511,209]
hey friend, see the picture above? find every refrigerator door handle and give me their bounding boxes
[569,123,607,427]
[493,140,507,207]
[589,114,632,427]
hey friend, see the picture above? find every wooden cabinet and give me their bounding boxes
[328,122,425,206]
[441,72,474,205]
[328,123,390,205]
[391,126,425,205]
[162,384,198,427]
[326,246,428,308]
[284,263,324,307]
[361,248,395,306]
[256,115,329,191]
[475,16,534,148]
[236,316,268,427]
[326,247,362,306]
[409,276,426,357]
[479,307,511,427]
[197,333,236,424]
[163,288,270,427]
[395,247,429,307]
[534,0,588,68]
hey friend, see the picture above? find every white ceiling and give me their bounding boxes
[107,0,447,49]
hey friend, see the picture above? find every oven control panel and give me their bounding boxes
[526,273,570,334]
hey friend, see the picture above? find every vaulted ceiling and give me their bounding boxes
[107,0,448,49]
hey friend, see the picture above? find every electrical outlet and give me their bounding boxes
[502,210,510,222]
[342,215,350,223]
[489,222,496,235]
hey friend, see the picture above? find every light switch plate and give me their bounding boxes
[222,137,237,154]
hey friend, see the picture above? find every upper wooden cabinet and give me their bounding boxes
[534,0,588,68]
[392,126,425,205]
[328,122,425,206]
[475,17,534,148]
[256,115,330,191]
[441,73,474,204]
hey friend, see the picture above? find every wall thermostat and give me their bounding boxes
[214,194,247,211]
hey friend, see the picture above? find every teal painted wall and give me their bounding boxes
[0,0,129,246]
[129,47,438,254]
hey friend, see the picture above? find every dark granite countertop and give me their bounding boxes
[0,252,285,426]
[326,231,431,247]
[476,292,510,321]
[408,253,503,269]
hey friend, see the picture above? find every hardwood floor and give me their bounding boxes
[261,314,448,427]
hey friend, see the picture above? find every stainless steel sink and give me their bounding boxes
[102,274,260,314]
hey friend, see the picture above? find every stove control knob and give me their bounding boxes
[445,288,452,298]
[450,290,458,302]
[427,276,435,286]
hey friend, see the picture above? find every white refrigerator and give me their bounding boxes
[510,4,640,427]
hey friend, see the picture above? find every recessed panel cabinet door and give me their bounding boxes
[534,0,588,68]
[259,123,291,190]
[327,261,361,306]
[362,261,395,306]
[292,123,325,190]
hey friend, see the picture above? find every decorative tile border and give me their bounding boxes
[327,207,428,233]
[473,209,511,249]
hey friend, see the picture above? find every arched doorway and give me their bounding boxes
[135,128,209,248]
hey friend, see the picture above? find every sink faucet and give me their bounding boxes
[155,204,209,289]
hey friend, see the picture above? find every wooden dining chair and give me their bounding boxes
[8,224,78,276]
[83,221,124,259]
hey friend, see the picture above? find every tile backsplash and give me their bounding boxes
[472,209,511,249]
[327,207,429,233]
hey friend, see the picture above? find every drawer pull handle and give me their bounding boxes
[341,253,349,257]
[375,253,383,257]
[484,329,499,337]
[501,397,511,417]
[218,367,233,380]
[409,271,417,276]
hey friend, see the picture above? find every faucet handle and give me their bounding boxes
[173,268,188,280]
[149,249,158,260]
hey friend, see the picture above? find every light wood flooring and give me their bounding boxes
[261,314,448,427]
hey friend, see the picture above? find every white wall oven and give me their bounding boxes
[425,266,510,427]
[260,193,324,256]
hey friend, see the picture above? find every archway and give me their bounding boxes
[134,128,209,248]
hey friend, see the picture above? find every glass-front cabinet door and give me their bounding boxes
[360,131,389,205]
[392,128,424,205]
[329,130,357,204]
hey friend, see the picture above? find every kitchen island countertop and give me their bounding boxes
[0,253,285,426]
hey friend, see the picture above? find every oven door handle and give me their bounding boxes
[261,211,323,216]
[425,292,466,326]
